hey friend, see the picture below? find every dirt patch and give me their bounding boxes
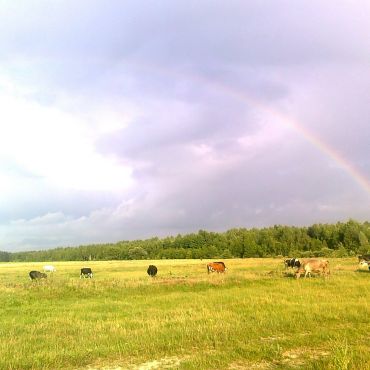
[281,347,330,367]
[85,356,183,370]
[260,335,286,342]
[228,360,273,369]
[131,356,182,369]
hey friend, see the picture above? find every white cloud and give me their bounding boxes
[0,79,134,193]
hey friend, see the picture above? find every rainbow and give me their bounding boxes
[208,78,370,196]
[126,62,370,195]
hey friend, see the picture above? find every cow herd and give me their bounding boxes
[29,265,159,280]
[26,256,369,281]
[284,255,370,278]
[284,258,330,278]
[29,266,94,280]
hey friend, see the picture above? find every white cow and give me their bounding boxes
[359,261,370,271]
[43,265,56,273]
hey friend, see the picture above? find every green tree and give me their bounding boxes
[128,247,148,260]
[221,249,233,258]
[358,231,369,254]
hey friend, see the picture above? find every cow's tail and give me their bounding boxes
[207,264,210,274]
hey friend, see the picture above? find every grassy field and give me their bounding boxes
[0,258,369,370]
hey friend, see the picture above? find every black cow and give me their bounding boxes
[80,267,93,278]
[147,265,158,277]
[284,258,301,269]
[29,271,47,280]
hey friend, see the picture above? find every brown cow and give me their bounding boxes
[207,262,226,274]
[295,259,330,279]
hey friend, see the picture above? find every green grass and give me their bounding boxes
[0,258,369,369]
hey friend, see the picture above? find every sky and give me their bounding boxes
[0,1,369,252]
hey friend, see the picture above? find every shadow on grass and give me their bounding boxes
[355,269,370,273]
[264,270,298,279]
[282,271,297,279]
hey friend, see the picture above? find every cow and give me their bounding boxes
[295,259,330,279]
[147,265,158,277]
[29,271,47,280]
[358,254,370,263]
[80,267,93,278]
[284,258,301,269]
[43,265,56,273]
[207,261,227,274]
[359,260,370,271]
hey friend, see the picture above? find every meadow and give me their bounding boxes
[0,258,369,370]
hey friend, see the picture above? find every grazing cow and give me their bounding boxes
[358,254,370,263]
[29,271,47,280]
[147,265,158,277]
[359,261,370,271]
[296,259,330,279]
[43,265,56,273]
[284,258,301,269]
[207,261,227,274]
[80,267,93,278]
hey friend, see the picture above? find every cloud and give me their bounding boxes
[0,1,369,251]
[0,84,133,192]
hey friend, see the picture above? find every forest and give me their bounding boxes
[0,219,369,262]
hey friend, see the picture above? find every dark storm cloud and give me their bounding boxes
[1,1,368,88]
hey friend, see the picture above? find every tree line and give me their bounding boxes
[0,219,369,262]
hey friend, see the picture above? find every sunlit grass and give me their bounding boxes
[0,258,369,369]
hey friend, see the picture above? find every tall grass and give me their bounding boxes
[0,258,368,369]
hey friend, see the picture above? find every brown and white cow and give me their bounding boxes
[358,254,370,263]
[295,259,330,279]
[207,261,226,274]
